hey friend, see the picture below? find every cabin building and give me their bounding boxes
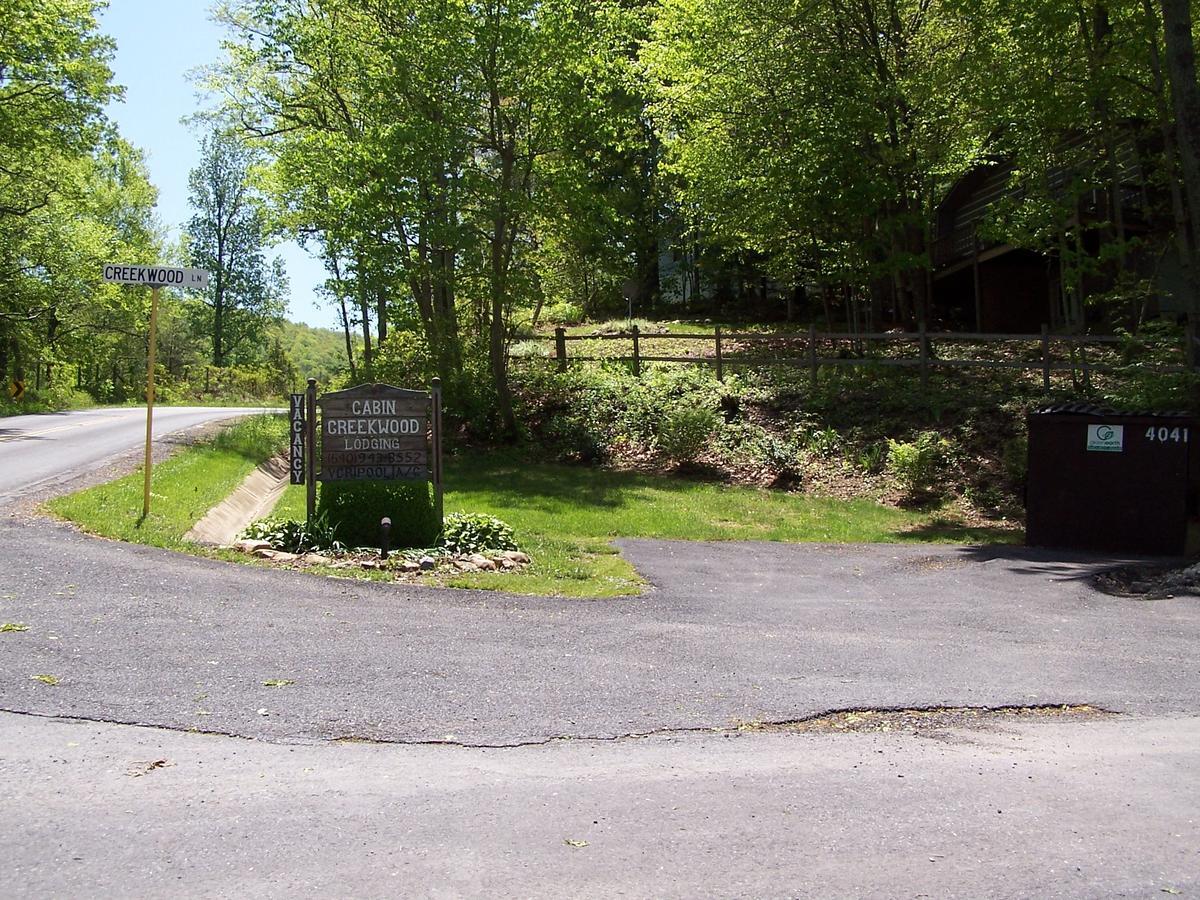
[930,135,1179,333]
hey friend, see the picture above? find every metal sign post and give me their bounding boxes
[103,264,210,521]
[142,286,160,518]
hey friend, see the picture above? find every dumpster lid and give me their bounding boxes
[1031,402,1193,418]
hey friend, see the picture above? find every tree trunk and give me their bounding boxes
[330,253,358,382]
[1161,0,1200,356]
[1144,0,1195,328]
[489,151,518,440]
[355,249,373,377]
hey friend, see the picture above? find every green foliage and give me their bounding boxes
[440,512,518,555]
[855,442,888,475]
[48,414,287,549]
[277,320,355,385]
[1001,435,1029,484]
[242,515,344,554]
[658,406,717,463]
[317,481,440,549]
[374,330,435,389]
[887,432,951,497]
[185,130,287,366]
[213,414,289,460]
[542,301,585,325]
[514,363,731,463]
[803,427,843,459]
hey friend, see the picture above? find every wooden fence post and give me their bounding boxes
[808,324,818,388]
[555,327,567,373]
[632,323,641,377]
[714,326,724,381]
[918,320,929,391]
[1040,324,1051,392]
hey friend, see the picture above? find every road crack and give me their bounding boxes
[0,703,1117,750]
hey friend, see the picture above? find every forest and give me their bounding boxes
[3,0,1200,429]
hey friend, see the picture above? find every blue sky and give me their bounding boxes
[98,1,336,330]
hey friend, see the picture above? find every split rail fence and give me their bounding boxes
[513,324,1198,391]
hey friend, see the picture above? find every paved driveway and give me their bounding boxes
[0,523,1196,744]
[2,520,1198,897]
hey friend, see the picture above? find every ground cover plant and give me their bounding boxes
[47,414,288,548]
[510,341,1198,525]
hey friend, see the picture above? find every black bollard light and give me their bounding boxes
[380,517,392,560]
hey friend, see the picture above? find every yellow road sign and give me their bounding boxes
[8,379,24,401]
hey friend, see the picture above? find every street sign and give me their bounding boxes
[100,263,211,518]
[102,264,210,289]
[8,379,25,401]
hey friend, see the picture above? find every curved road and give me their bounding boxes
[0,406,277,504]
[0,409,1198,896]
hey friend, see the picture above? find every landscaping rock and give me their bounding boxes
[469,554,497,571]
[302,553,332,566]
[418,556,436,571]
[498,558,517,570]
[237,539,274,554]
[400,561,421,573]
[453,559,477,572]
[360,559,382,570]
[252,549,301,562]
[500,550,531,564]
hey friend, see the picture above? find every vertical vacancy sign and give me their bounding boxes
[103,264,210,519]
[289,393,306,484]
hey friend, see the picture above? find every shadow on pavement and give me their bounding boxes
[947,543,1188,583]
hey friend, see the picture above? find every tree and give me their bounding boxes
[185,130,286,366]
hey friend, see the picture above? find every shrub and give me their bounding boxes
[242,515,344,554]
[542,300,585,325]
[1001,435,1028,484]
[317,481,441,549]
[804,426,842,458]
[886,431,950,496]
[658,406,717,463]
[855,442,888,474]
[441,512,518,555]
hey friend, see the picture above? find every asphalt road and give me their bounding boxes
[0,406,274,504]
[1,431,1198,896]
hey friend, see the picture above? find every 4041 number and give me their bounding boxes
[1145,426,1190,443]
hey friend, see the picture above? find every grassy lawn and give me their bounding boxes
[47,415,288,549]
[273,450,1020,598]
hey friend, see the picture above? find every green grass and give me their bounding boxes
[47,414,288,549]
[272,450,1019,597]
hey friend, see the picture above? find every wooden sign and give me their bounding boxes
[318,384,433,481]
[300,380,444,526]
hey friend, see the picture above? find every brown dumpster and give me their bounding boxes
[1026,404,1198,556]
